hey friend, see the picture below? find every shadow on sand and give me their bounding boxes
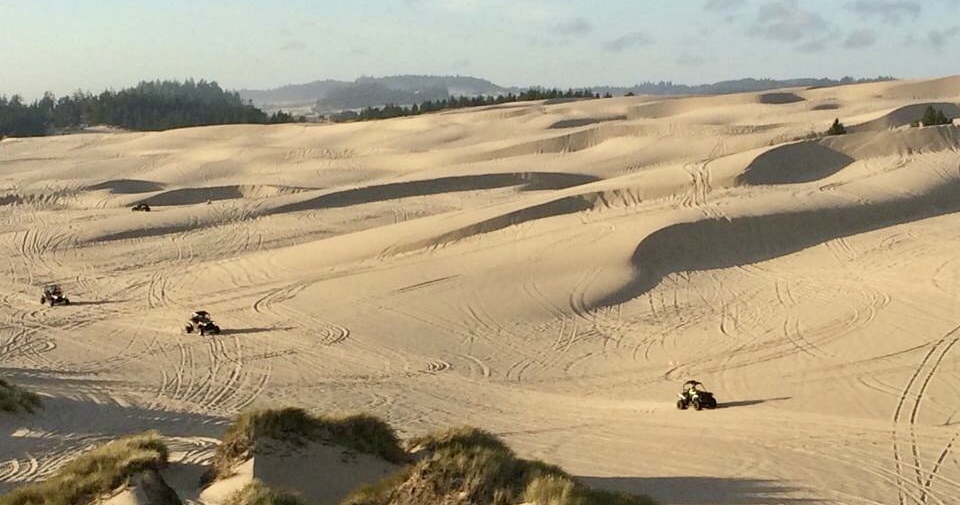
[267,172,599,216]
[580,476,821,505]
[0,367,227,494]
[717,397,791,409]
[593,180,960,310]
[216,326,293,337]
[61,300,118,307]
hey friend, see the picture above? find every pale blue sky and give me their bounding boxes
[1,0,958,97]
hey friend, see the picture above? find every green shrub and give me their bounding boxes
[0,378,42,414]
[0,432,168,505]
[825,118,846,135]
[210,408,406,482]
[223,481,307,505]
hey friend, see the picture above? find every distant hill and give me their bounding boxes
[238,80,347,106]
[238,75,896,115]
[239,75,506,113]
[356,75,505,96]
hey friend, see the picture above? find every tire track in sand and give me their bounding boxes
[891,324,960,505]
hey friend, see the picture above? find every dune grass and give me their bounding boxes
[0,378,42,414]
[524,475,658,505]
[343,426,657,505]
[223,480,307,505]
[210,407,407,482]
[0,432,169,505]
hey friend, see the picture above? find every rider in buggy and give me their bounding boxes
[40,284,70,306]
[184,310,221,336]
[676,380,718,410]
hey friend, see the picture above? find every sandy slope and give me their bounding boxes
[2,76,960,505]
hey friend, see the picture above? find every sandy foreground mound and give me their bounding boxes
[2,76,960,505]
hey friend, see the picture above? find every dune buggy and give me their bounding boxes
[676,380,718,410]
[40,284,70,306]
[184,310,221,336]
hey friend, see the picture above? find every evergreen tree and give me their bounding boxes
[826,118,846,135]
[934,109,950,125]
[920,106,952,126]
[921,105,938,126]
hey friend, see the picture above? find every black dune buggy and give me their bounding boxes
[40,284,70,306]
[676,380,718,410]
[184,310,221,336]
[131,203,151,212]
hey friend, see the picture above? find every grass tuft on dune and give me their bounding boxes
[210,407,407,482]
[223,480,308,505]
[0,432,169,505]
[344,426,657,505]
[0,378,42,414]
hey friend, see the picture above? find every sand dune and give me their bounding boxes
[736,141,856,185]
[200,443,397,505]
[881,75,960,99]
[628,89,809,120]
[268,172,599,215]
[848,102,960,132]
[3,76,960,505]
[601,174,960,308]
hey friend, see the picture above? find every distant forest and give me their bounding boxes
[334,87,600,122]
[0,80,303,138]
[591,76,896,97]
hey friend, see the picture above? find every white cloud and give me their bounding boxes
[605,32,653,52]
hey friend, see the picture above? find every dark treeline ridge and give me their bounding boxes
[0,79,304,138]
[334,87,601,122]
[591,76,896,96]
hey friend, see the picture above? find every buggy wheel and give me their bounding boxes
[40,297,46,305]
[676,399,687,410]
[708,398,717,409]
[63,299,69,305]
[184,325,193,334]
[693,399,702,411]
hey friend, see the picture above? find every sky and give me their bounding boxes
[1,0,958,98]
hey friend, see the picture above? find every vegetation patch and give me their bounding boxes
[0,378,42,414]
[825,118,847,136]
[342,426,657,505]
[223,481,307,505]
[919,105,953,126]
[0,432,169,505]
[210,408,407,481]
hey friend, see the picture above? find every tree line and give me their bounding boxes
[0,79,304,138]
[332,87,602,122]
[591,76,896,97]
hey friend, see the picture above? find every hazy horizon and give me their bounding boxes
[2,0,958,99]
